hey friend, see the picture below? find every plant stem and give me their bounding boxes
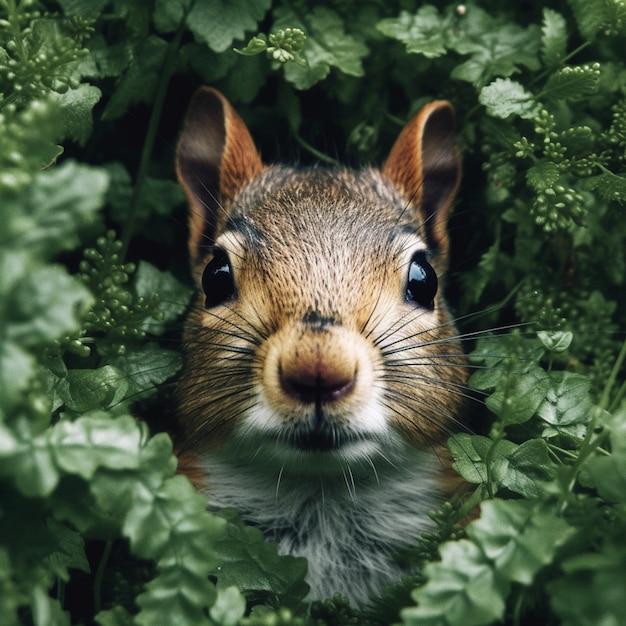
[120,6,190,260]
[93,540,113,614]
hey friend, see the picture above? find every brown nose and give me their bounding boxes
[281,369,355,403]
[280,348,356,404]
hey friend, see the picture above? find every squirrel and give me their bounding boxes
[174,87,468,606]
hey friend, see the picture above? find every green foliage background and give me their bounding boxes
[1,0,625,624]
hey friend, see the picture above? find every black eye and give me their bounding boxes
[406,251,438,309]
[202,248,235,308]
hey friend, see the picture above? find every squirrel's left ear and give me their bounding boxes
[383,101,461,263]
[176,87,264,268]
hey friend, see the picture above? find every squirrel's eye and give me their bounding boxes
[406,252,437,309]
[202,248,235,308]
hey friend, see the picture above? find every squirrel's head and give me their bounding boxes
[175,88,466,476]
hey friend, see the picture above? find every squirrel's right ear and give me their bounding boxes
[176,87,263,266]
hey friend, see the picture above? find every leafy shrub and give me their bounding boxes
[1,0,625,624]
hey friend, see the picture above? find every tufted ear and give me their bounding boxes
[383,101,461,263]
[176,87,264,267]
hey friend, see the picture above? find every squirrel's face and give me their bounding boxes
[175,89,467,477]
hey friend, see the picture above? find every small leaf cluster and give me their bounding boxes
[236,28,307,66]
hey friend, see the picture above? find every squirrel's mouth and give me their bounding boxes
[288,428,344,452]
[284,421,361,453]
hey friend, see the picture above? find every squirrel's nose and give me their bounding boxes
[281,368,356,404]
[279,343,357,404]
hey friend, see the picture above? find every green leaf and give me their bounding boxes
[541,9,567,67]
[479,79,540,120]
[0,421,59,497]
[450,6,541,87]
[0,340,36,409]
[95,606,135,626]
[133,261,192,332]
[55,366,130,412]
[468,499,574,585]
[549,539,626,626]
[526,161,561,191]
[275,6,369,90]
[448,434,517,487]
[153,0,191,33]
[486,365,551,425]
[537,330,574,353]
[537,372,593,438]
[109,343,182,401]
[543,63,601,101]
[8,265,93,347]
[54,84,102,145]
[403,539,508,626]
[588,404,626,502]
[568,0,611,40]
[210,586,247,626]
[44,518,90,582]
[213,509,309,607]
[50,413,144,479]
[376,7,452,58]
[495,439,558,497]
[469,333,545,392]
[186,0,271,53]
[582,170,626,205]
[132,476,225,625]
[5,161,108,257]
[101,36,168,121]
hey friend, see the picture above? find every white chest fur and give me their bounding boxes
[200,446,442,606]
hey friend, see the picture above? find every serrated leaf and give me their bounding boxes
[275,6,369,90]
[213,509,309,606]
[568,0,610,40]
[130,475,224,625]
[186,0,271,53]
[468,499,574,585]
[403,539,508,626]
[376,7,452,58]
[543,64,601,101]
[50,413,143,479]
[54,84,102,145]
[582,170,626,204]
[133,261,192,335]
[479,79,540,120]
[450,6,541,87]
[44,518,90,581]
[8,265,93,347]
[7,161,108,257]
[541,9,568,67]
[526,161,561,191]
